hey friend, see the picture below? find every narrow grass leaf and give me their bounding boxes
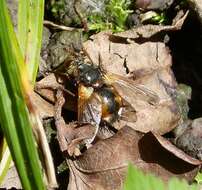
[0,138,12,184]
[18,0,29,57]
[0,67,31,189]
[18,0,44,83]
[18,1,57,187]
[0,0,45,189]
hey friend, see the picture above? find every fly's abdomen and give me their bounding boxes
[97,87,122,123]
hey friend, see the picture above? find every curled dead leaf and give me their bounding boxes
[32,92,54,118]
[109,11,189,40]
[152,132,202,165]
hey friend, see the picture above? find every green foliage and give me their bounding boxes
[88,14,112,32]
[140,10,168,25]
[124,164,199,190]
[106,0,133,31]
[88,0,133,32]
[49,0,65,19]
[195,172,202,184]
[151,12,167,24]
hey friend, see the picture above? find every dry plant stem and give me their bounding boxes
[33,113,58,188]
[43,20,83,31]
[26,91,58,187]
[55,89,68,153]
[35,82,75,97]
[35,83,60,91]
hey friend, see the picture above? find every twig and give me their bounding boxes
[43,20,84,31]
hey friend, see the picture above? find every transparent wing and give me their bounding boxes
[119,99,137,122]
[78,84,102,144]
[104,73,159,105]
[78,85,102,126]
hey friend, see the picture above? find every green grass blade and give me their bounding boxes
[18,0,29,57]
[0,67,32,189]
[0,138,12,184]
[0,0,45,189]
[18,0,57,187]
[18,0,44,83]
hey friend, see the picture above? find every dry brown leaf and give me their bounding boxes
[66,126,200,190]
[109,11,189,39]
[62,123,96,156]
[35,73,76,113]
[32,92,54,118]
[0,164,22,189]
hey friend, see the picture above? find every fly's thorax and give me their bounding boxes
[78,63,104,88]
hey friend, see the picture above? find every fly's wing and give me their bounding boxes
[104,73,160,105]
[78,85,102,126]
[119,99,137,122]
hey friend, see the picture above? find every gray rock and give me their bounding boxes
[175,118,202,160]
[38,30,83,78]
